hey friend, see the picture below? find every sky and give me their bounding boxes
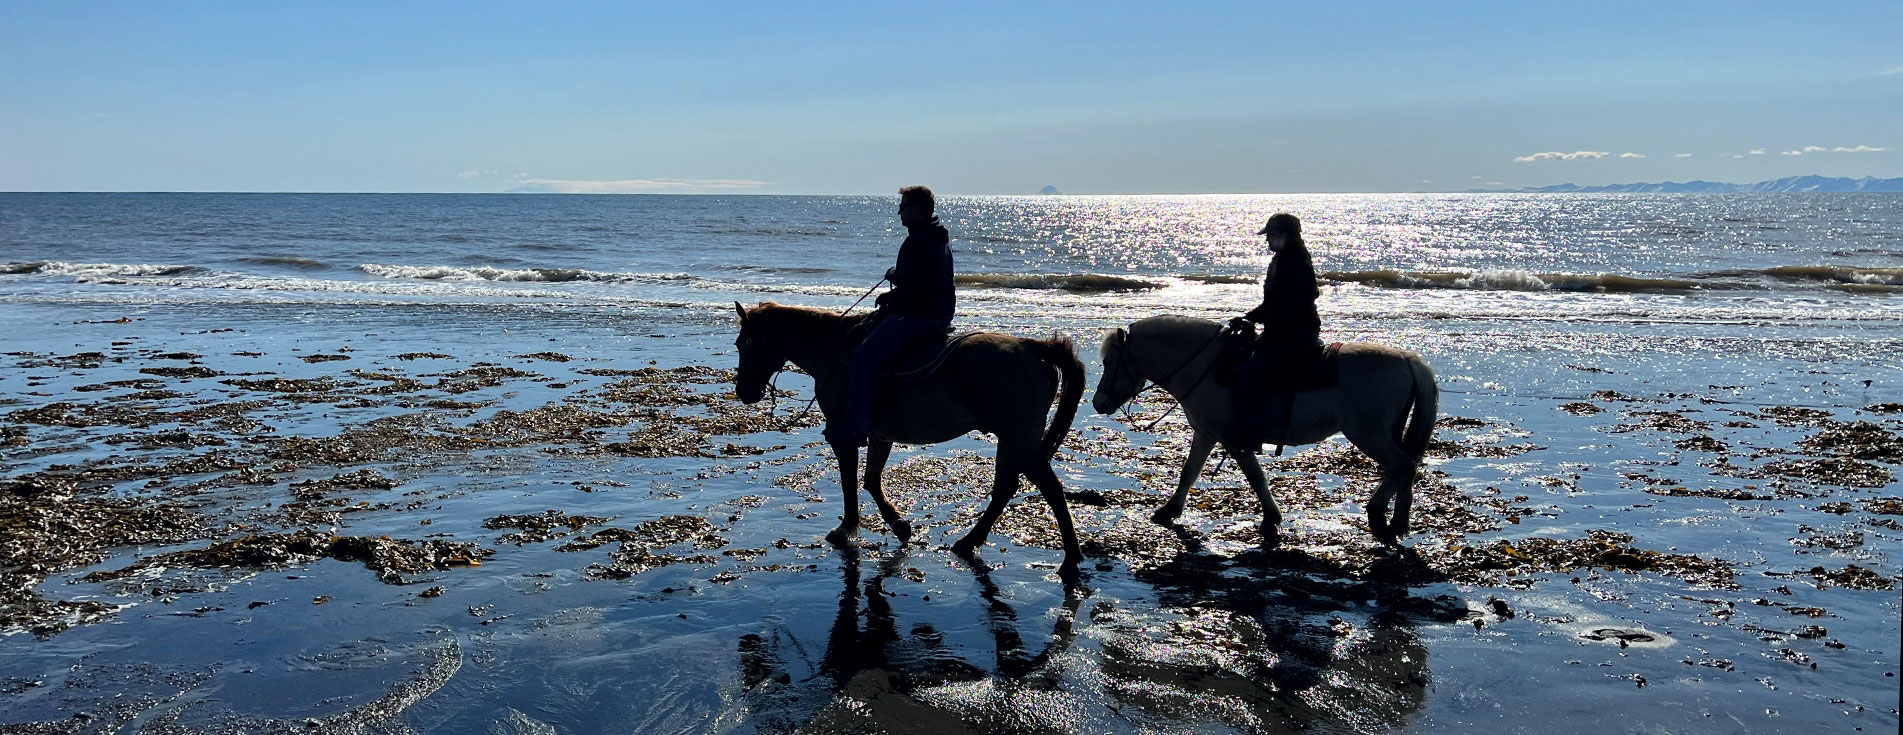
[3,1,1900,194]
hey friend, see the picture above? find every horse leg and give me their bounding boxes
[1226,442,1282,543]
[826,440,861,547]
[1347,434,1414,546]
[1152,429,1216,524]
[862,439,912,544]
[1387,462,1416,539]
[1024,461,1084,578]
[953,460,1020,557]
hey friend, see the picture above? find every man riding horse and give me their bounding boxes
[730,186,1087,573]
[1234,212,1325,451]
[827,185,955,450]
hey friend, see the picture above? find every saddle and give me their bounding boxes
[888,331,982,382]
[1215,322,1342,392]
[838,316,974,384]
[1282,341,1343,391]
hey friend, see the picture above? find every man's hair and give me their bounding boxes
[899,185,935,213]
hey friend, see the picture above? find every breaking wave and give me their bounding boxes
[1760,265,1903,286]
[1180,273,1260,285]
[359,263,694,284]
[1,261,205,277]
[1322,269,1706,294]
[954,273,1164,292]
[238,256,330,269]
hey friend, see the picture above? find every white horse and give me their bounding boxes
[1090,315,1438,544]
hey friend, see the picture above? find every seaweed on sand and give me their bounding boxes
[1797,421,1903,463]
[1436,530,1736,589]
[484,510,611,545]
[559,515,729,579]
[81,529,492,585]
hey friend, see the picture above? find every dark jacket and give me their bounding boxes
[875,218,955,323]
[1243,241,1320,337]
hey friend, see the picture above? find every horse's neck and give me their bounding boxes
[1140,323,1223,396]
[785,342,838,384]
[778,313,855,384]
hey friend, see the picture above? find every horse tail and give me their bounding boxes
[1400,354,1439,462]
[1028,335,1085,460]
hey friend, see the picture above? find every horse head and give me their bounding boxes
[731,301,788,404]
[1091,326,1146,414]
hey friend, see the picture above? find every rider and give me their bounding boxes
[1235,212,1322,449]
[827,185,955,448]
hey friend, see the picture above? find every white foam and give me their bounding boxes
[358,263,695,284]
[7,261,204,278]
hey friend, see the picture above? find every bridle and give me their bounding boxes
[1111,325,1229,431]
[746,309,876,428]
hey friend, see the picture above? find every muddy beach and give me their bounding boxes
[1,296,1898,734]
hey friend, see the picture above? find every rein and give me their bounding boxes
[755,295,883,429]
[1114,325,1230,432]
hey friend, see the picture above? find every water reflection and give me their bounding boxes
[733,543,1461,734]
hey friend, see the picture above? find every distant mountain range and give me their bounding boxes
[1466,175,1903,194]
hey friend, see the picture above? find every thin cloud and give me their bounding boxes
[1513,150,1610,162]
[1674,153,1693,158]
[1781,145,1831,156]
[1617,152,1646,158]
[1832,145,1889,153]
[1749,149,1766,155]
[1881,66,1903,75]
[456,170,496,180]
[511,178,771,194]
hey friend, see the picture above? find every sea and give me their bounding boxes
[1,193,1898,733]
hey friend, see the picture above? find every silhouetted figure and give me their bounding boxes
[827,185,955,448]
[1236,213,1322,449]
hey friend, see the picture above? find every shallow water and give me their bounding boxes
[1,194,1899,733]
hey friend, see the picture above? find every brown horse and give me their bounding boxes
[731,302,1089,574]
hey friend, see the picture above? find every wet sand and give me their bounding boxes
[1,303,1898,734]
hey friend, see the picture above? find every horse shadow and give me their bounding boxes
[732,540,1465,733]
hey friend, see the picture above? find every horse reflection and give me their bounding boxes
[733,545,1448,733]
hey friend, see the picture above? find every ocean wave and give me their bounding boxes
[1180,273,1259,285]
[1761,265,1903,286]
[954,273,1164,292]
[1321,269,1706,294]
[359,263,694,284]
[715,264,835,275]
[1829,283,1902,295]
[238,256,330,269]
[2,261,205,277]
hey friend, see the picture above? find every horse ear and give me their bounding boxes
[1112,327,1128,346]
[734,301,746,323]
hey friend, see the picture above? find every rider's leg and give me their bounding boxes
[833,316,921,445]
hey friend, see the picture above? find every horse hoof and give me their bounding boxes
[951,538,981,557]
[825,526,856,548]
[1259,524,1283,547]
[1058,556,1084,582]
[888,519,914,545]
[1150,507,1182,525]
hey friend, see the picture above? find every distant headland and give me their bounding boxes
[1464,175,1903,194]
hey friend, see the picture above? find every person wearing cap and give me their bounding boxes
[1234,212,1322,448]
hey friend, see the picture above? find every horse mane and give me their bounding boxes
[744,301,868,340]
[1114,314,1221,360]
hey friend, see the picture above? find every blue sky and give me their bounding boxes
[3,1,1899,193]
